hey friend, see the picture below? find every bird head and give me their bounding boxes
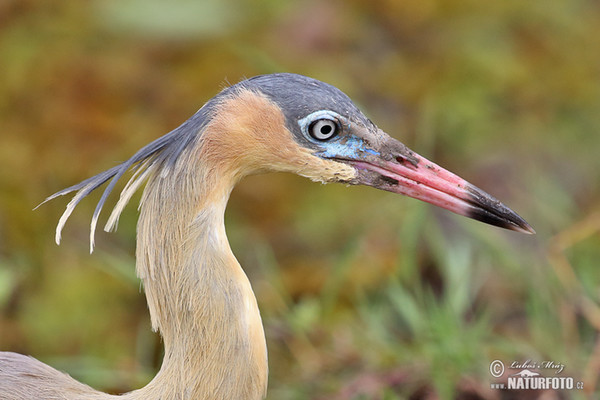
[227,73,534,234]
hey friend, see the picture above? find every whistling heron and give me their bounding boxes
[0,73,533,400]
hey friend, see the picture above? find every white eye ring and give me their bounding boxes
[308,119,339,141]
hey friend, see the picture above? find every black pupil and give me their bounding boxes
[320,124,332,135]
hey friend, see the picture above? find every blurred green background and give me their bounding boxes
[1,1,599,399]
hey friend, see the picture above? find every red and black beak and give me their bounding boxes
[340,133,535,234]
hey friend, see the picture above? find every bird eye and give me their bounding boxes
[308,119,339,141]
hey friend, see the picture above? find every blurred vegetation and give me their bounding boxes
[1,0,599,399]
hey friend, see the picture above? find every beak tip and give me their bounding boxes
[464,184,535,235]
[466,198,535,235]
[517,222,536,235]
[499,213,536,235]
[473,213,535,235]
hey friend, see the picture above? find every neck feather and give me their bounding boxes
[132,140,267,400]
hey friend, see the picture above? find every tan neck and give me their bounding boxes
[130,142,267,400]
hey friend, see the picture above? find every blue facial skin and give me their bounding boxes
[297,110,380,161]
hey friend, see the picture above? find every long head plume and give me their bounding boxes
[38,99,219,253]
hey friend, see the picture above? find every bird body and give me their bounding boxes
[0,74,533,400]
